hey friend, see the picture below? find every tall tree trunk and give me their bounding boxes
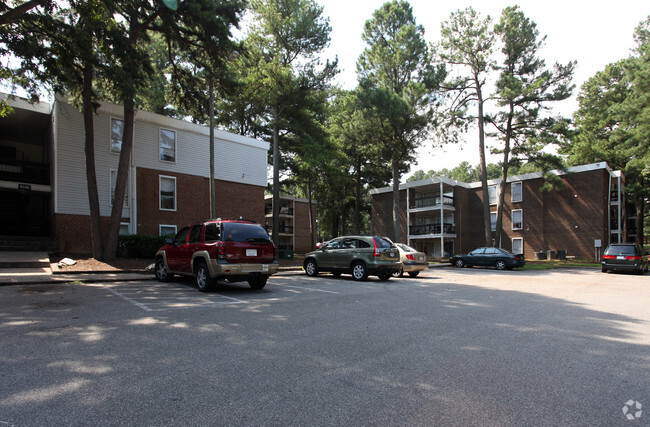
[476,80,491,247]
[354,156,362,234]
[272,107,280,246]
[103,95,135,261]
[392,158,401,242]
[307,176,315,250]
[209,77,216,219]
[495,103,514,248]
[81,59,104,260]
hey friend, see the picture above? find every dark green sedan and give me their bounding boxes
[450,247,525,270]
[303,235,402,281]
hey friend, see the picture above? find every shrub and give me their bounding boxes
[118,234,167,258]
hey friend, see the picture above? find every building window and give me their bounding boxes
[159,225,177,237]
[119,222,130,235]
[110,170,128,207]
[512,209,523,230]
[160,129,176,162]
[488,185,497,205]
[490,212,497,231]
[512,237,523,254]
[110,118,124,154]
[511,181,522,203]
[160,175,176,211]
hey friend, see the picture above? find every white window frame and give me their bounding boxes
[159,175,177,211]
[119,222,130,235]
[159,224,177,237]
[512,209,523,230]
[159,128,176,163]
[512,237,523,254]
[511,181,523,203]
[110,169,128,207]
[488,185,497,205]
[110,117,124,154]
[490,211,497,231]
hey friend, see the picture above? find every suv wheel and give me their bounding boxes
[392,267,403,278]
[155,258,173,282]
[351,262,368,281]
[304,259,319,277]
[248,276,267,290]
[194,262,214,292]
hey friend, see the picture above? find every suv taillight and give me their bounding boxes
[373,239,380,257]
[626,255,642,260]
[602,255,616,259]
[216,242,226,259]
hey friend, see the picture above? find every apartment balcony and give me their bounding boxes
[409,223,455,236]
[409,195,454,211]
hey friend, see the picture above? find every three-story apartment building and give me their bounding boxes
[371,163,625,261]
[1,93,270,253]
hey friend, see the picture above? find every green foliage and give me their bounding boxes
[562,16,649,243]
[407,161,504,183]
[118,234,166,258]
[356,0,444,241]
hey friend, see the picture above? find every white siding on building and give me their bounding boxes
[54,98,268,216]
[54,102,130,217]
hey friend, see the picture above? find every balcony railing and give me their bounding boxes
[264,206,294,216]
[409,223,455,235]
[0,160,50,185]
[265,225,294,234]
[410,195,454,209]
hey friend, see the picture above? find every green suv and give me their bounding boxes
[303,236,402,281]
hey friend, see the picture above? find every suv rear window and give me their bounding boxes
[373,237,394,248]
[605,245,639,256]
[222,222,271,243]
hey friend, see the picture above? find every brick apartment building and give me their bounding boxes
[370,163,626,261]
[264,195,317,255]
[0,93,270,253]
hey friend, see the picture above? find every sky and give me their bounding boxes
[316,0,649,176]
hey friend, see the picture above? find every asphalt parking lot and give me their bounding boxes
[1,268,649,426]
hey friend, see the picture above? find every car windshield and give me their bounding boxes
[605,245,637,256]
[222,222,271,243]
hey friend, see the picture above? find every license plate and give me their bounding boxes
[246,249,258,257]
[617,255,625,260]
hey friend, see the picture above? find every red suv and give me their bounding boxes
[154,219,279,291]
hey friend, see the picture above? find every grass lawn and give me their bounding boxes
[520,259,600,270]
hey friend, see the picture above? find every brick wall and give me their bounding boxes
[54,167,266,254]
[294,200,317,253]
[136,167,265,236]
[53,214,127,254]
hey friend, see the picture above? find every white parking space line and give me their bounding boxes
[103,283,248,312]
[273,283,339,294]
